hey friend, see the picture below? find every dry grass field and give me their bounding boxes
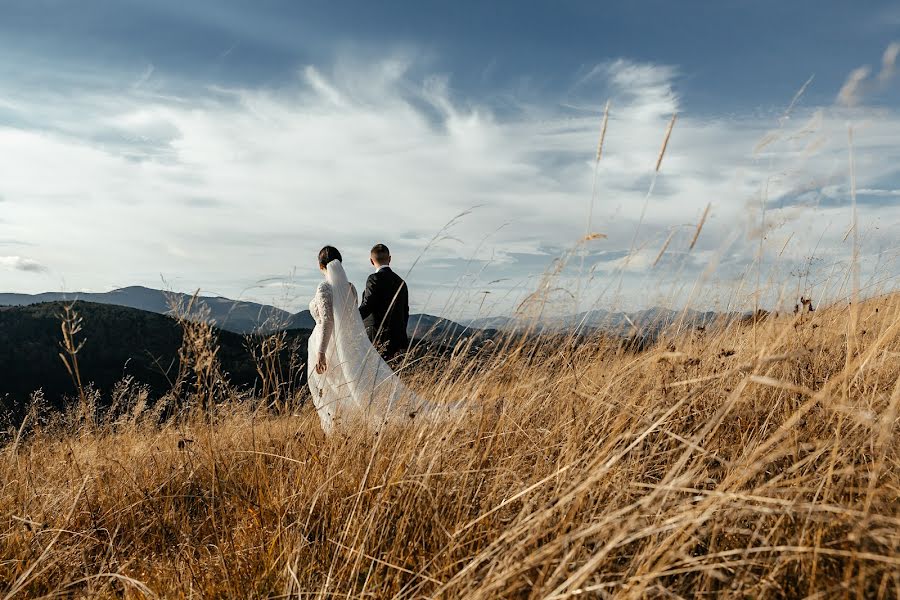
[1,290,898,598]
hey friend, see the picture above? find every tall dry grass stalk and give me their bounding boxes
[57,304,87,409]
[620,112,678,281]
[2,291,898,598]
[577,100,612,315]
[688,202,711,251]
[595,100,611,163]
[652,228,678,268]
[655,113,677,173]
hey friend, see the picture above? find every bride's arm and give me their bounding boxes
[316,284,334,372]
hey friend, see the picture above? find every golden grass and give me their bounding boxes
[655,113,677,173]
[2,293,899,598]
[688,203,711,252]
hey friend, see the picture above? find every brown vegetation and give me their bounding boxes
[1,292,898,598]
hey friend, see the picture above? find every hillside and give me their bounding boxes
[0,301,310,419]
[0,286,294,334]
[0,300,478,421]
[407,313,497,347]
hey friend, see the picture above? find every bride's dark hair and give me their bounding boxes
[318,246,342,268]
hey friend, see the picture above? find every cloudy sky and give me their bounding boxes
[1,1,898,319]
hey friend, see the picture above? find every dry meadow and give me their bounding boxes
[1,291,898,599]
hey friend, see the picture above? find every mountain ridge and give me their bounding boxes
[1,286,729,340]
[0,286,298,334]
[0,286,485,345]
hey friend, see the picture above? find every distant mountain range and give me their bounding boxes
[558,307,726,333]
[1,286,728,340]
[463,307,727,335]
[0,286,487,346]
[0,286,299,334]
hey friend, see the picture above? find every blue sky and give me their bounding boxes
[4,1,899,109]
[1,1,898,317]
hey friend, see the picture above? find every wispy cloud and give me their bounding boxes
[132,64,155,90]
[856,188,900,197]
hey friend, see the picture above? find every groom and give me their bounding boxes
[359,243,410,360]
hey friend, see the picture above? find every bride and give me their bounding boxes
[307,246,423,433]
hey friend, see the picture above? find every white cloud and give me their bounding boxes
[0,256,49,273]
[0,55,898,317]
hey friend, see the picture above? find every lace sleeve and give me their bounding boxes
[317,283,334,356]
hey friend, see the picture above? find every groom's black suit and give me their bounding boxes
[359,266,410,357]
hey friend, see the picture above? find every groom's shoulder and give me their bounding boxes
[385,268,405,283]
[370,267,404,285]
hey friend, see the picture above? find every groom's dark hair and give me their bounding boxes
[318,245,342,268]
[370,244,391,264]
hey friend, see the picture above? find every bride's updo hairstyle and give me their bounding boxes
[318,245,342,269]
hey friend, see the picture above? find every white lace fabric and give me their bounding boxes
[310,281,336,357]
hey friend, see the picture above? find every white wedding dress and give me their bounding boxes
[307,260,424,433]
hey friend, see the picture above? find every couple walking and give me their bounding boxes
[307,244,419,433]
